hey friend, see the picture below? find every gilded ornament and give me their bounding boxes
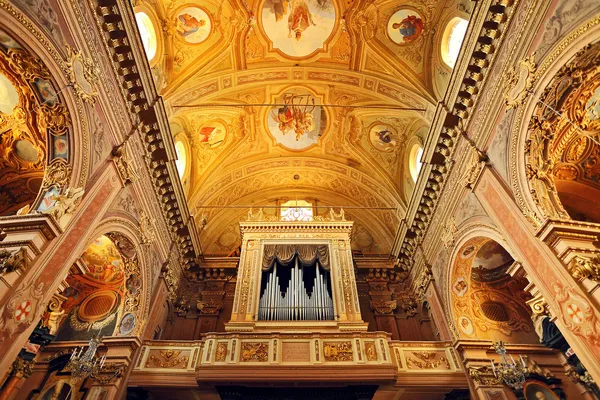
[364,342,377,361]
[0,247,27,275]
[197,300,223,315]
[240,342,268,362]
[369,299,397,315]
[461,144,488,188]
[145,349,189,368]
[8,358,34,379]
[139,210,157,245]
[503,54,537,109]
[215,343,228,362]
[567,255,600,282]
[112,142,138,185]
[406,351,450,370]
[468,365,501,386]
[42,160,72,188]
[64,46,99,104]
[323,341,353,362]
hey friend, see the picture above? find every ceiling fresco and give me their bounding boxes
[135,0,472,256]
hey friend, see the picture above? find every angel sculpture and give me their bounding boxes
[43,187,85,222]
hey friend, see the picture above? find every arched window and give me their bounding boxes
[441,17,468,68]
[409,144,424,182]
[135,12,157,62]
[280,200,313,221]
[174,141,186,178]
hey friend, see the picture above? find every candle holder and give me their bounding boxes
[489,341,528,390]
[65,336,120,382]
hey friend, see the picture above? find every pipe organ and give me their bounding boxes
[228,220,366,332]
[258,258,334,321]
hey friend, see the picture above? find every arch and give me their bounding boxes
[510,21,600,225]
[0,9,89,216]
[52,218,151,341]
[446,227,537,343]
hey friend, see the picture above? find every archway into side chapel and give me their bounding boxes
[510,25,600,225]
[447,228,538,343]
[0,8,91,219]
[51,220,151,342]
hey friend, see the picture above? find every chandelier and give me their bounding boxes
[66,336,115,380]
[489,341,528,390]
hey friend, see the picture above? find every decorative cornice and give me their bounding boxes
[395,0,517,271]
[93,0,199,268]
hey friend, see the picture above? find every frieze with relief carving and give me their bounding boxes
[145,349,189,368]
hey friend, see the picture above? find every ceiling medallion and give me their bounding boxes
[198,121,227,148]
[368,123,399,152]
[260,0,336,58]
[175,6,212,44]
[387,9,425,45]
[266,91,327,151]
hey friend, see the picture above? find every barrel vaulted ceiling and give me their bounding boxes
[134,0,472,255]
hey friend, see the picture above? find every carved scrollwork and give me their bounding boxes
[0,247,27,275]
[468,365,501,386]
[504,54,537,109]
[369,299,397,315]
[567,254,600,282]
[64,46,99,104]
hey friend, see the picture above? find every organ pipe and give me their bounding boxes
[258,258,334,321]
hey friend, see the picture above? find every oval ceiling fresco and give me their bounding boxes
[266,90,326,150]
[260,0,336,58]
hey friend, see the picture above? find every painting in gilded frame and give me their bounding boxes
[523,381,560,400]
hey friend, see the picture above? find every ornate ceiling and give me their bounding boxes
[135,0,472,255]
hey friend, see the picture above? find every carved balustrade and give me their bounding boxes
[129,336,471,389]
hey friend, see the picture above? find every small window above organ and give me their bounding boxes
[280,200,313,221]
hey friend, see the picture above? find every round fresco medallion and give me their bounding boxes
[119,312,136,335]
[261,0,336,58]
[387,9,424,45]
[266,91,326,150]
[175,7,211,44]
[198,122,226,148]
[458,315,474,335]
[452,277,467,297]
[369,123,398,152]
[459,244,476,259]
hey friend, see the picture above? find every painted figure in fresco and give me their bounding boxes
[392,15,424,43]
[269,0,290,22]
[288,0,316,40]
[271,94,316,140]
[177,13,206,37]
[275,104,295,133]
[198,126,224,147]
[376,128,393,144]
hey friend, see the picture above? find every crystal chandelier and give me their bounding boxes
[489,341,528,390]
[65,336,107,379]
